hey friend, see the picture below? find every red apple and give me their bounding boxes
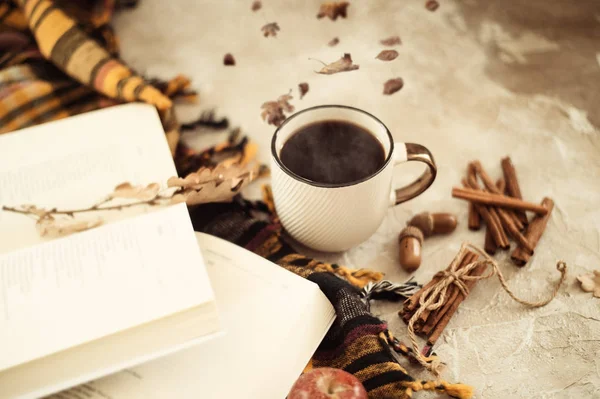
[288,367,368,399]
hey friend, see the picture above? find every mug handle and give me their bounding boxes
[390,143,437,206]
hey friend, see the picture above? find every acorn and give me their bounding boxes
[398,226,424,272]
[407,212,457,237]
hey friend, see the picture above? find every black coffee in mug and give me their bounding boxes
[279,120,386,185]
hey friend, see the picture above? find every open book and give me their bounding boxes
[0,105,221,398]
[54,233,336,399]
[0,104,335,398]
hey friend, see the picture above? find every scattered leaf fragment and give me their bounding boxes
[181,110,229,131]
[383,78,404,95]
[110,182,160,201]
[375,49,399,61]
[314,53,359,75]
[260,91,295,126]
[380,36,401,46]
[328,37,340,47]
[298,83,309,99]
[224,53,235,66]
[317,2,349,20]
[251,0,261,11]
[261,22,280,37]
[425,0,439,11]
[20,204,47,217]
[36,216,103,238]
[577,270,600,298]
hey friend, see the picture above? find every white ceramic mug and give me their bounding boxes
[271,105,436,252]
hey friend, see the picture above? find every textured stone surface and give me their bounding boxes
[114,1,600,397]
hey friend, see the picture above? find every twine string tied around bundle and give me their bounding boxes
[408,242,567,376]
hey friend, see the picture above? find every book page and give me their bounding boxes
[0,205,215,373]
[52,233,335,399]
[0,103,177,254]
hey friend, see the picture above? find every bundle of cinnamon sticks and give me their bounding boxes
[399,249,484,349]
[452,157,554,266]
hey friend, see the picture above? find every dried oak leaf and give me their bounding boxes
[251,0,261,11]
[314,53,359,75]
[224,53,236,66]
[383,78,404,95]
[426,0,439,11]
[168,162,261,190]
[110,182,160,201]
[317,2,349,20]
[170,163,264,206]
[375,49,399,61]
[261,22,280,37]
[36,216,103,238]
[577,270,600,298]
[298,82,309,99]
[261,91,295,126]
[380,36,401,46]
[328,37,340,47]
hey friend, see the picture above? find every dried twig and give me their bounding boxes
[2,162,265,238]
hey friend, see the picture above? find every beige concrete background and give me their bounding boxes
[114,1,600,397]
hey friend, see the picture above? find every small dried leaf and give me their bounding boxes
[251,0,261,11]
[224,53,235,66]
[261,91,295,126]
[110,182,160,201]
[317,2,349,20]
[328,37,340,47]
[383,78,404,95]
[314,53,359,75]
[426,0,439,11]
[380,36,401,46]
[298,82,309,99]
[375,49,399,61]
[577,271,600,298]
[261,22,280,37]
[37,217,103,238]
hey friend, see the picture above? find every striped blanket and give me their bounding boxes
[0,0,193,153]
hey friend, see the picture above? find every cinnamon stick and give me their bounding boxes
[403,275,444,313]
[467,165,481,230]
[481,178,505,253]
[401,251,466,322]
[496,175,530,250]
[421,252,478,335]
[427,257,488,346]
[484,228,497,254]
[463,177,509,248]
[416,251,475,331]
[496,177,506,193]
[511,197,554,266]
[488,208,510,249]
[452,187,549,215]
[472,161,524,231]
[501,157,529,227]
[482,179,505,254]
[496,207,534,253]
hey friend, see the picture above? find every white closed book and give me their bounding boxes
[53,233,336,399]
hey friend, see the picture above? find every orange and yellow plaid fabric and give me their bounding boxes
[0,0,195,153]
